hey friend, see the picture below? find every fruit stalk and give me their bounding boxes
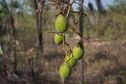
[62,79,65,84]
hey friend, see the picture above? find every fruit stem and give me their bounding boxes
[64,42,72,52]
[62,32,72,53]
[66,5,71,17]
[57,0,62,13]
[62,79,65,84]
[62,33,66,53]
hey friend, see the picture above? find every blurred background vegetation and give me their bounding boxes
[0,0,126,84]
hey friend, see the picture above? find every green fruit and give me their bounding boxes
[55,14,68,32]
[73,42,84,60]
[59,63,71,80]
[54,33,63,45]
[67,54,77,67]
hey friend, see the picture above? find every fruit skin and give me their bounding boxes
[73,42,84,60]
[55,14,68,32]
[54,33,63,45]
[59,63,71,80]
[66,54,77,67]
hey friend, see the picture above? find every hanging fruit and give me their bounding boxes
[55,14,68,33]
[54,33,63,45]
[73,42,84,60]
[59,63,71,80]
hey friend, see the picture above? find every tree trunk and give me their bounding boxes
[32,0,45,52]
[79,0,84,84]
[10,16,17,74]
[2,0,17,74]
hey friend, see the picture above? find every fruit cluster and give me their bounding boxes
[54,13,84,80]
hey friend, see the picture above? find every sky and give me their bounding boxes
[73,0,115,10]
[84,0,114,8]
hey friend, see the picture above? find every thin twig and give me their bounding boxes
[71,11,87,17]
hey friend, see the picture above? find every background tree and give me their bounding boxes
[32,0,45,53]
[108,0,126,13]
[0,0,23,74]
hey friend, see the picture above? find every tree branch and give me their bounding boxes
[79,0,84,84]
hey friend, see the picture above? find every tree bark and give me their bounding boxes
[79,0,84,84]
[32,0,45,52]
